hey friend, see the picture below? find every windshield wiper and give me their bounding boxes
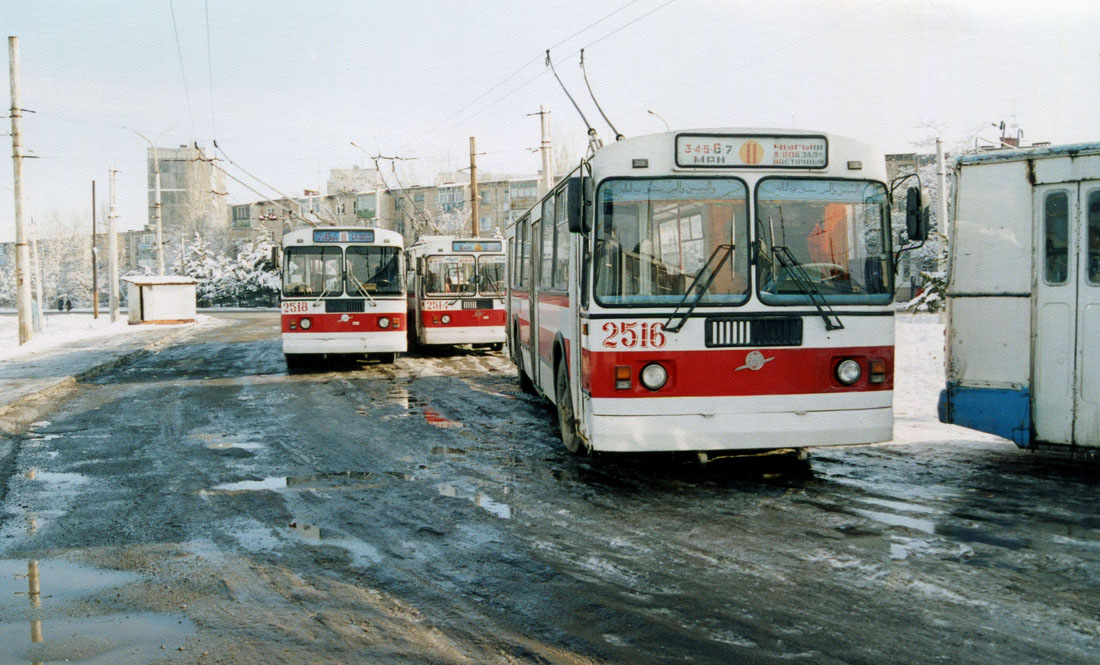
[345,262,377,307]
[663,243,735,334]
[769,245,843,331]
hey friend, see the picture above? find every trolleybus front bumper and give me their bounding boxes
[585,392,892,452]
[421,326,505,346]
[282,332,407,355]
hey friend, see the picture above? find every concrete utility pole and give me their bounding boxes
[9,36,33,344]
[469,136,479,237]
[134,131,167,275]
[108,167,120,322]
[29,219,41,331]
[92,180,99,318]
[538,105,553,197]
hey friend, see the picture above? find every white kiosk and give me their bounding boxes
[123,276,198,325]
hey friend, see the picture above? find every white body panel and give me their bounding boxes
[944,144,1100,447]
[282,331,406,354]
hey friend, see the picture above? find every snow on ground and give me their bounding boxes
[0,311,219,362]
[892,312,1004,445]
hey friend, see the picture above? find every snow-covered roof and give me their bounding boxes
[122,276,199,285]
[956,142,1100,166]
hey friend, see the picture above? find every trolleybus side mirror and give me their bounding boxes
[905,187,929,242]
[271,246,280,269]
[567,177,590,234]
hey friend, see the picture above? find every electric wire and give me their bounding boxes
[168,0,198,142]
[214,140,338,225]
[407,0,647,149]
[204,0,217,143]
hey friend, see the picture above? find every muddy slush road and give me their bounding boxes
[0,312,1098,665]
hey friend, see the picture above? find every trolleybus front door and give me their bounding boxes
[1075,185,1100,446]
[1033,183,1100,447]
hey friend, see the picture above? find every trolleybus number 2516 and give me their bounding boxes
[506,129,928,456]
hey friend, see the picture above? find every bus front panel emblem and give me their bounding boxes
[736,350,774,371]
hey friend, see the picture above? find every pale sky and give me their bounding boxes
[3,0,1098,241]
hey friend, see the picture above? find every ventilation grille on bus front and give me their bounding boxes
[462,299,493,310]
[705,317,803,347]
[326,299,365,313]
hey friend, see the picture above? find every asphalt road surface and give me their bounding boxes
[0,312,1097,664]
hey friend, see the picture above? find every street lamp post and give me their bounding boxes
[133,129,172,275]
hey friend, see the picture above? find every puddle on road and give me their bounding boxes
[431,446,466,455]
[0,558,194,664]
[202,470,389,495]
[188,432,265,452]
[850,508,936,535]
[437,483,513,519]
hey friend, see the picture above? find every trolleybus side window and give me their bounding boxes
[540,199,555,288]
[1043,190,1070,285]
[478,254,506,296]
[346,245,403,296]
[553,189,569,291]
[755,178,891,304]
[1087,190,1099,284]
[594,178,749,306]
[520,216,532,288]
[283,246,343,297]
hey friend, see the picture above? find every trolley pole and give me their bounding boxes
[92,180,99,318]
[469,136,479,237]
[9,36,33,344]
[108,167,120,323]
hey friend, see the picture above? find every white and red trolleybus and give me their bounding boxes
[405,236,507,350]
[280,226,406,368]
[506,129,924,455]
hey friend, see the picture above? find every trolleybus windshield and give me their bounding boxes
[283,246,342,297]
[755,178,891,305]
[477,255,506,296]
[425,255,476,296]
[346,246,403,296]
[594,178,750,306]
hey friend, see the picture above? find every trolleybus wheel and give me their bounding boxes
[555,361,583,455]
[375,352,397,364]
[490,342,504,352]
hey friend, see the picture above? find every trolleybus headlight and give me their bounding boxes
[378,317,391,329]
[441,314,451,324]
[836,359,861,385]
[640,363,668,391]
[299,317,312,330]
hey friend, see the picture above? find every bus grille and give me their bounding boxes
[463,299,493,310]
[326,299,365,313]
[705,317,803,347]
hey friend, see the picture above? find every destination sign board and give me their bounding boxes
[676,134,828,169]
[452,240,502,252]
[313,229,375,243]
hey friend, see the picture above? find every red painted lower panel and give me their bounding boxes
[281,312,405,333]
[583,345,893,398]
[420,309,505,328]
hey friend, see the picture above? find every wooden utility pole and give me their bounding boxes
[469,136,479,237]
[108,167,120,322]
[9,36,33,344]
[92,180,99,318]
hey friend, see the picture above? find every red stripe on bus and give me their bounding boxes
[281,312,406,333]
[537,293,570,307]
[583,345,893,398]
[420,309,506,328]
